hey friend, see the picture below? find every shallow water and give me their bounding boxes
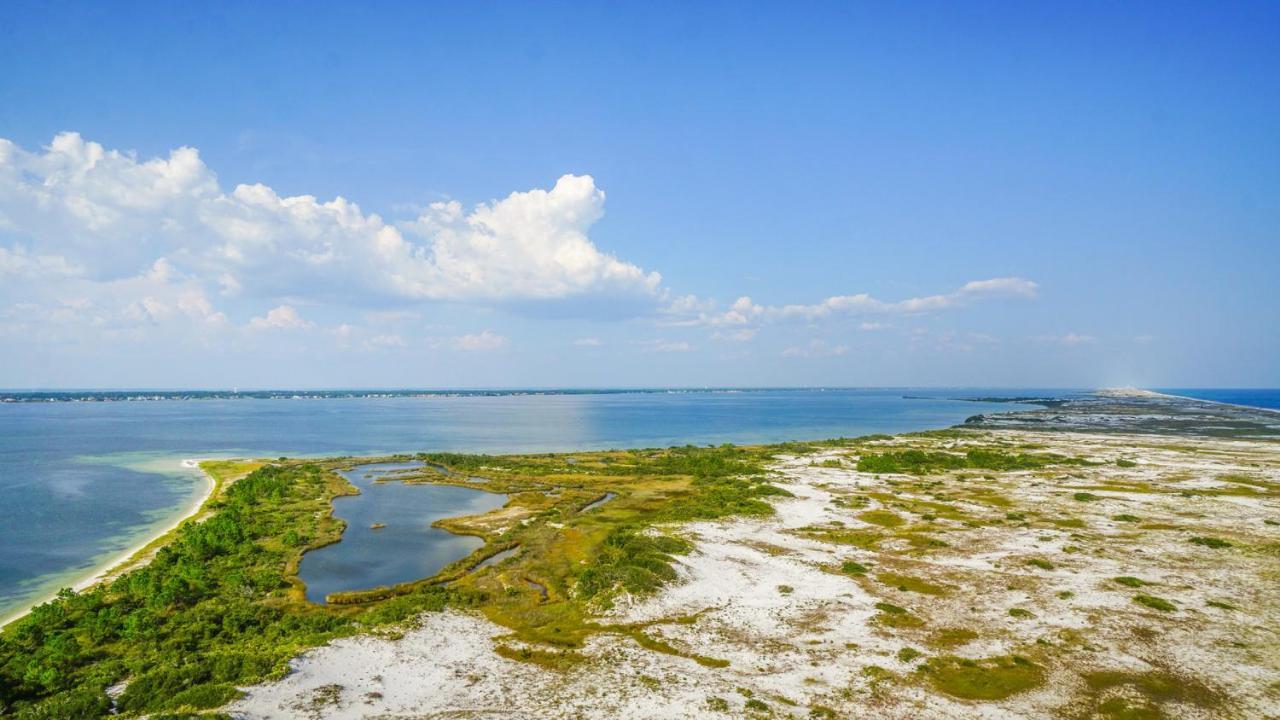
[0,387,1055,619]
[296,462,507,603]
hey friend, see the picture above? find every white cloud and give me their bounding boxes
[0,246,83,279]
[398,175,660,301]
[0,133,660,308]
[248,305,312,331]
[573,337,603,347]
[782,340,848,358]
[669,277,1038,328]
[859,321,887,331]
[451,330,507,351]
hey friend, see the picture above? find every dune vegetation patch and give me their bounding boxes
[1133,594,1177,612]
[876,571,950,596]
[1081,669,1223,718]
[856,448,1086,475]
[918,655,1046,700]
[858,509,905,528]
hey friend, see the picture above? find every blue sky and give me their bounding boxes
[1,1,1277,388]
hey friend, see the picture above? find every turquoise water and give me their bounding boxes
[297,462,507,603]
[0,387,1049,619]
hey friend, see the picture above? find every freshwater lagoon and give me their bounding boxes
[296,462,507,603]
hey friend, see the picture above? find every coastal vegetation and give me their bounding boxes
[2,419,1278,718]
[0,444,787,717]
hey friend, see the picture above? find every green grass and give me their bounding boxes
[1133,594,1176,612]
[919,655,1045,700]
[1189,536,1232,549]
[874,602,925,628]
[1112,576,1147,588]
[839,561,869,575]
[858,510,905,528]
[1083,669,1220,717]
[896,647,923,663]
[876,572,949,596]
[927,628,978,648]
[856,448,1083,475]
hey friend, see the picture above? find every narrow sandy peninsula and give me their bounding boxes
[3,394,1278,719]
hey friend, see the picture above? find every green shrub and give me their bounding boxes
[576,528,691,600]
[1133,595,1176,612]
[840,561,869,575]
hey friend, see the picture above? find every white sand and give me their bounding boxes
[230,433,1280,719]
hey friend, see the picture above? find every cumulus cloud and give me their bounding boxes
[398,175,660,300]
[450,330,507,351]
[248,305,312,330]
[0,133,660,308]
[668,277,1038,328]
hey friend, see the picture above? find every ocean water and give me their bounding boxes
[0,387,1051,620]
[1157,388,1280,411]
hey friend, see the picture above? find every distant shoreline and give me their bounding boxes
[0,387,1085,403]
[0,459,216,630]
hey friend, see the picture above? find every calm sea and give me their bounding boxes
[1156,388,1280,411]
[0,388,1055,620]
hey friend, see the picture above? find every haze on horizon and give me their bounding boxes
[1,2,1276,390]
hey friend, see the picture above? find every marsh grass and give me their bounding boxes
[919,655,1045,700]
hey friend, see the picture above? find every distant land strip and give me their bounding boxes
[0,387,857,403]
